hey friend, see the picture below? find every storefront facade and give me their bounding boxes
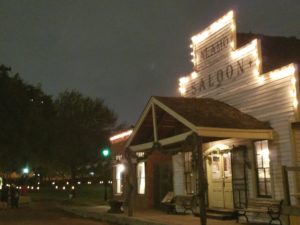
[111,10,300,224]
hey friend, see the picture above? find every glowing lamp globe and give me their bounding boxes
[101,149,110,158]
[23,167,29,174]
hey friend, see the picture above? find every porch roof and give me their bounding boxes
[126,96,273,152]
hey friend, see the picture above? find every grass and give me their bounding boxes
[29,184,112,206]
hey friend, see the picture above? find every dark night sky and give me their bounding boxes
[1,0,299,125]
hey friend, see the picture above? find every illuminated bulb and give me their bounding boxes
[191,71,198,79]
[231,23,236,31]
[179,87,186,94]
[190,52,195,56]
[293,99,298,108]
[227,10,234,19]
[37,186,40,190]
[52,182,55,185]
[179,77,189,85]
[256,59,260,66]
[270,64,295,80]
[253,69,260,77]
[189,44,193,48]
[77,181,81,185]
[191,31,209,44]
[62,186,66,190]
[258,76,265,84]
[290,90,296,97]
[71,186,75,190]
[55,186,58,189]
[252,51,258,58]
[66,182,69,185]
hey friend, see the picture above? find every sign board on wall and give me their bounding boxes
[180,11,263,97]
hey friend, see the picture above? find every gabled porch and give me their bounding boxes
[124,96,273,224]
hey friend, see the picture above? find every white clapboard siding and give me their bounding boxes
[172,153,185,195]
[185,43,297,199]
[183,13,299,201]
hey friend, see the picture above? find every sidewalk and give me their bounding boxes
[62,205,245,225]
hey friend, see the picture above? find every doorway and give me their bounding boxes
[207,151,234,209]
[154,162,173,209]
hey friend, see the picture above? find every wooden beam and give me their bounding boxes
[152,103,158,142]
[129,131,193,152]
[197,127,274,140]
[190,134,207,225]
[153,98,197,132]
[125,98,154,148]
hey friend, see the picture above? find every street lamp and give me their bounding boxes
[22,167,29,174]
[101,148,111,158]
[100,148,111,201]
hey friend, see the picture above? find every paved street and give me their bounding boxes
[0,201,110,225]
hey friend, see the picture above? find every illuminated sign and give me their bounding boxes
[179,10,298,110]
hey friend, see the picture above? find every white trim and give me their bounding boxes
[125,98,154,148]
[197,127,274,140]
[129,131,193,152]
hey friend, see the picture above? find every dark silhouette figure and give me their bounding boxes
[1,184,9,208]
[10,184,19,208]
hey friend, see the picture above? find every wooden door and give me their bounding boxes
[207,152,233,209]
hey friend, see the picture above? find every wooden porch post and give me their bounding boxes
[193,133,207,225]
[125,148,135,217]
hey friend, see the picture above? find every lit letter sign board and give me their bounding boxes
[179,10,298,116]
[180,11,262,97]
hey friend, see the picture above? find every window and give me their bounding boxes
[184,152,194,194]
[137,162,145,194]
[115,164,125,194]
[255,140,272,197]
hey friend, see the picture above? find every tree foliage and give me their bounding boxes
[54,90,117,180]
[0,65,118,181]
[0,65,55,174]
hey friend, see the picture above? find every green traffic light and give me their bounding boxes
[101,148,110,157]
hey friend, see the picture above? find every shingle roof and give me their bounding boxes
[154,96,271,130]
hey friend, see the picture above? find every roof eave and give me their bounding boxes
[197,126,274,140]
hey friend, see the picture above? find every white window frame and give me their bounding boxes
[115,164,125,194]
[137,162,145,194]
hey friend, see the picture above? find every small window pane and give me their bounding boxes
[255,140,272,197]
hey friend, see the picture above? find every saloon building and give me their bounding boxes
[110,11,300,224]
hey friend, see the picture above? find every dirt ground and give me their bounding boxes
[0,201,111,225]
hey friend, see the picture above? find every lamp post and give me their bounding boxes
[101,148,111,201]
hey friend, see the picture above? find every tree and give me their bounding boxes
[54,90,117,182]
[0,65,55,175]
